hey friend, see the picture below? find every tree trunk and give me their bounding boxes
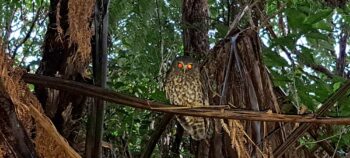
[182,0,209,57]
[204,27,310,157]
[35,0,94,154]
[182,0,210,157]
[85,0,109,157]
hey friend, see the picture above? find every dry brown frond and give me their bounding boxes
[66,0,94,75]
[0,42,80,157]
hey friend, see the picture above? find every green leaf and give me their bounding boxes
[286,8,306,29]
[216,23,228,38]
[271,34,299,50]
[317,40,335,50]
[305,31,329,42]
[298,47,315,64]
[343,15,350,26]
[270,70,293,86]
[314,79,331,101]
[304,9,332,24]
[333,82,341,92]
[312,21,332,31]
[337,98,350,116]
[263,49,289,67]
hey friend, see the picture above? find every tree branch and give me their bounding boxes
[22,73,350,125]
[304,63,335,79]
[257,4,295,66]
[11,5,43,59]
[336,29,348,77]
[4,9,16,53]
[273,76,350,157]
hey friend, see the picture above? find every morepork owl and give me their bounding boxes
[165,56,209,140]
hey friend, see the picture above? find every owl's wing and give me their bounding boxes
[164,81,171,103]
[164,72,174,104]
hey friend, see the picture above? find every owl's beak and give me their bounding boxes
[183,66,186,73]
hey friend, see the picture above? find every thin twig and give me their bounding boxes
[332,132,342,158]
[257,4,295,66]
[225,5,250,38]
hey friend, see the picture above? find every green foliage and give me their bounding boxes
[263,0,350,153]
[104,0,183,154]
[0,0,48,71]
[4,0,350,155]
[263,48,289,67]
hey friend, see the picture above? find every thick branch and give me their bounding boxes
[22,73,350,125]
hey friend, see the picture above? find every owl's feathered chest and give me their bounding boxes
[165,73,204,106]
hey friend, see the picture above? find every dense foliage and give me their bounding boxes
[2,0,350,155]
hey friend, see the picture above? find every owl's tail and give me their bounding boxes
[176,116,209,140]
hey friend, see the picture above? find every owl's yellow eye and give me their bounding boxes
[187,64,192,70]
[177,63,183,69]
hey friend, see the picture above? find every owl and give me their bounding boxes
[165,56,209,140]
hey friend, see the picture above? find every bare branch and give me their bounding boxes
[22,74,350,125]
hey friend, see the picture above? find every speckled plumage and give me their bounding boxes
[165,56,209,140]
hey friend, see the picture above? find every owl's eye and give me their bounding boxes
[177,63,183,69]
[187,64,192,70]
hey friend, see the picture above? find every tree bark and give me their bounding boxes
[182,0,210,157]
[85,0,109,157]
[182,0,209,57]
[205,28,288,157]
[0,91,38,158]
[35,0,94,154]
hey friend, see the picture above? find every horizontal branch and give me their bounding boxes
[22,73,350,125]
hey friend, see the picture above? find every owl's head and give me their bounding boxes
[170,56,199,75]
